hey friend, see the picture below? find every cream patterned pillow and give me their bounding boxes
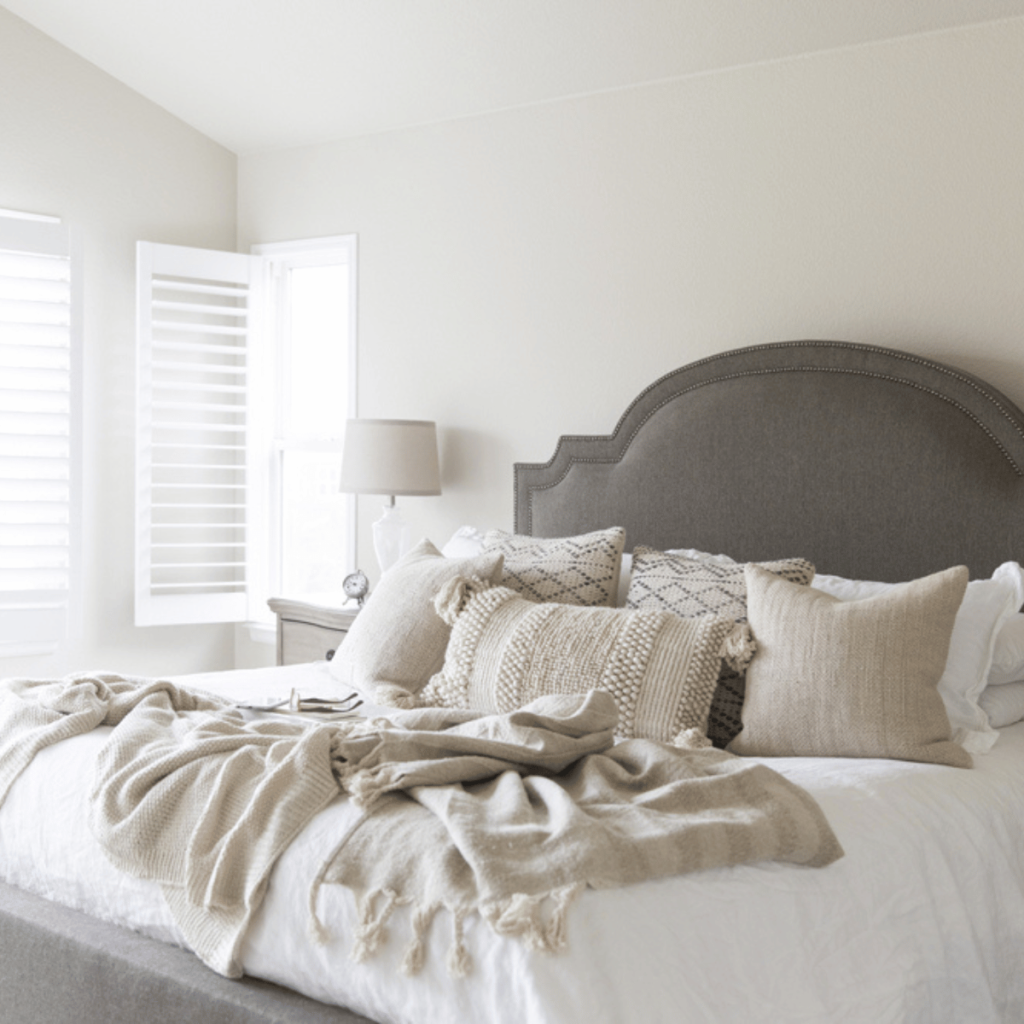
[626,547,815,748]
[483,527,626,608]
[418,576,737,744]
[730,564,971,767]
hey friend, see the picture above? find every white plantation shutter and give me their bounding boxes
[136,242,263,625]
[0,214,75,652]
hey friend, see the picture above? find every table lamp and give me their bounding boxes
[339,419,441,573]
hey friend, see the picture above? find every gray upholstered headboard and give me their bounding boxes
[514,341,1024,582]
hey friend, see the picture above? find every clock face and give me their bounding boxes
[343,570,369,602]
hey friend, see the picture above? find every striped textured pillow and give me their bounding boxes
[418,575,737,745]
[730,564,971,767]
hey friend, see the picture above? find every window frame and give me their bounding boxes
[251,235,358,618]
[0,208,82,657]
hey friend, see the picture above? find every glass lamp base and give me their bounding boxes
[372,502,410,574]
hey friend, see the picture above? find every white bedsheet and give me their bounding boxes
[1,662,1023,1024]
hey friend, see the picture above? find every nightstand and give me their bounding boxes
[267,598,360,667]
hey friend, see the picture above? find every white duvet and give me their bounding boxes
[1,662,1023,1024]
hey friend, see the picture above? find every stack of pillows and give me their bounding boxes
[980,614,1024,729]
[329,525,1024,767]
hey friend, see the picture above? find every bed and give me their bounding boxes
[2,339,1024,1024]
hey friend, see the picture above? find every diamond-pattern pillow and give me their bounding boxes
[483,527,626,608]
[626,547,815,747]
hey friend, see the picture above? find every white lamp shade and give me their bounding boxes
[340,419,441,497]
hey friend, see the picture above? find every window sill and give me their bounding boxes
[246,621,276,646]
[0,642,58,659]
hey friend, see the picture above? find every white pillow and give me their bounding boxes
[441,525,487,559]
[812,563,1024,754]
[666,548,740,566]
[978,680,1024,729]
[988,613,1024,686]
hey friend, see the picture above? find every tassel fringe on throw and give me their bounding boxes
[312,881,588,979]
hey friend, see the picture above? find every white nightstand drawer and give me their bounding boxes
[268,598,360,667]
[280,620,349,666]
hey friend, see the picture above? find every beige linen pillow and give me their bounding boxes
[417,576,737,744]
[626,547,815,749]
[483,527,626,607]
[729,564,971,767]
[329,539,504,708]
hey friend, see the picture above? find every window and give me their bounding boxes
[135,237,356,627]
[0,210,79,655]
[255,239,357,608]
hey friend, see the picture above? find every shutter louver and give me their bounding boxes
[0,215,73,651]
[136,242,261,625]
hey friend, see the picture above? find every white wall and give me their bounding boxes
[0,7,240,677]
[238,19,1024,590]
[6,11,1021,675]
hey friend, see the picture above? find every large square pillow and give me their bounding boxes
[626,547,815,748]
[483,527,626,608]
[730,564,971,767]
[812,562,1024,753]
[417,575,738,745]
[329,539,504,708]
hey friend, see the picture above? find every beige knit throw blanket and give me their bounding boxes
[315,689,844,978]
[0,672,342,978]
[0,676,843,983]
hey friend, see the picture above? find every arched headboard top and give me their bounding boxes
[514,341,1024,582]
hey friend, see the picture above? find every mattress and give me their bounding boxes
[2,662,1023,1024]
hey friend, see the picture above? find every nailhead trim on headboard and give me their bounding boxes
[514,341,1024,536]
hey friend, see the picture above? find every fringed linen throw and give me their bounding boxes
[0,676,843,984]
[319,690,844,977]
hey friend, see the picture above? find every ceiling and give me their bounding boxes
[5,0,1024,155]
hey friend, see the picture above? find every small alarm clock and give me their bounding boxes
[343,569,370,607]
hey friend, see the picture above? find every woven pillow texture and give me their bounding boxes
[812,562,1024,755]
[729,564,971,767]
[483,527,625,608]
[329,539,504,708]
[418,575,736,744]
[626,547,815,748]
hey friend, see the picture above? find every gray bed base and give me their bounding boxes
[0,881,374,1024]
[3,340,1023,1023]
